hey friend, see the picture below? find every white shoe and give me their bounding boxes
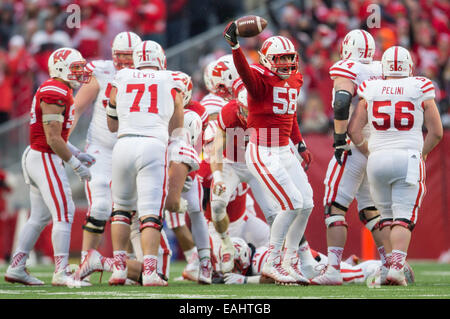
[301,262,322,280]
[262,256,297,284]
[219,236,235,273]
[74,249,103,281]
[142,270,168,287]
[182,256,199,282]
[283,255,309,285]
[4,266,44,286]
[108,261,127,286]
[310,265,343,285]
[386,267,407,286]
[52,269,91,287]
[198,258,212,285]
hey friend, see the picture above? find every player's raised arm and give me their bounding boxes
[422,98,443,160]
[347,98,369,156]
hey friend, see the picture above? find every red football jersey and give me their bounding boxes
[29,79,74,153]
[217,99,303,163]
[232,47,303,147]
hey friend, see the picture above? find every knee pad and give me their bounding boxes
[111,210,133,226]
[82,216,107,234]
[211,200,227,222]
[324,203,348,228]
[140,215,163,232]
[358,207,380,232]
[392,218,415,231]
[379,218,393,230]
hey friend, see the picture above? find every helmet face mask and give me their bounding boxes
[259,36,299,79]
[210,55,238,100]
[67,61,91,84]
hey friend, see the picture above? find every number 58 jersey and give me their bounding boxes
[112,68,183,144]
[357,76,435,153]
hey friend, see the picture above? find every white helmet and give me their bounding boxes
[210,55,239,100]
[340,29,375,63]
[259,36,299,79]
[382,46,413,77]
[173,71,193,106]
[231,237,252,274]
[183,110,202,146]
[203,60,216,93]
[133,40,166,70]
[112,31,142,70]
[48,47,91,89]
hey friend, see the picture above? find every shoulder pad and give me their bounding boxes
[329,60,358,81]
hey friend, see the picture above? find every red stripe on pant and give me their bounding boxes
[159,233,170,278]
[249,144,287,210]
[41,153,62,222]
[330,153,349,204]
[86,181,92,217]
[48,154,69,222]
[254,143,294,209]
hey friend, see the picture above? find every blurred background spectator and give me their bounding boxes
[0,0,447,130]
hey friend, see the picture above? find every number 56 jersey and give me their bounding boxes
[112,68,183,144]
[357,76,435,153]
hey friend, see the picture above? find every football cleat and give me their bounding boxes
[182,257,199,282]
[74,249,103,281]
[386,267,407,286]
[301,263,322,280]
[283,255,309,285]
[219,236,235,273]
[310,265,343,285]
[108,261,127,286]
[198,258,212,285]
[142,270,168,287]
[52,269,91,287]
[262,256,297,284]
[4,266,44,286]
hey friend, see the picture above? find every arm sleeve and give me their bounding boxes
[289,113,303,145]
[231,47,265,99]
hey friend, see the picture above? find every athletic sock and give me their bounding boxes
[328,246,344,270]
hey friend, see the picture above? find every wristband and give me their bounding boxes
[66,155,81,169]
[67,142,81,156]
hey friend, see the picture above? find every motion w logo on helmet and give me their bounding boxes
[212,62,229,77]
[53,49,71,63]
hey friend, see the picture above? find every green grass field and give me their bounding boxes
[1,261,449,299]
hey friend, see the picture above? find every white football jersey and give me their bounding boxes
[330,59,383,139]
[112,68,183,144]
[85,60,118,149]
[200,93,227,115]
[357,76,435,153]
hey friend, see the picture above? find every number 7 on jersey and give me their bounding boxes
[126,83,158,113]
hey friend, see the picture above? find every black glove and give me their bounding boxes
[223,21,238,47]
[333,133,352,165]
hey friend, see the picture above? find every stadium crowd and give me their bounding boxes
[0,0,448,129]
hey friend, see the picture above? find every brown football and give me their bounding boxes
[235,15,268,37]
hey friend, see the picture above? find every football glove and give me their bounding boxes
[223,21,238,47]
[67,156,91,182]
[224,273,247,285]
[333,133,352,165]
[297,141,313,171]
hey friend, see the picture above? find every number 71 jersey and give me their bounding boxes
[357,76,435,153]
[113,68,183,144]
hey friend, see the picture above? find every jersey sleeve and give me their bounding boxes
[416,77,435,101]
[111,68,128,88]
[357,80,369,101]
[329,60,358,83]
[39,83,70,106]
[289,114,303,145]
[232,47,266,99]
[217,102,236,131]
